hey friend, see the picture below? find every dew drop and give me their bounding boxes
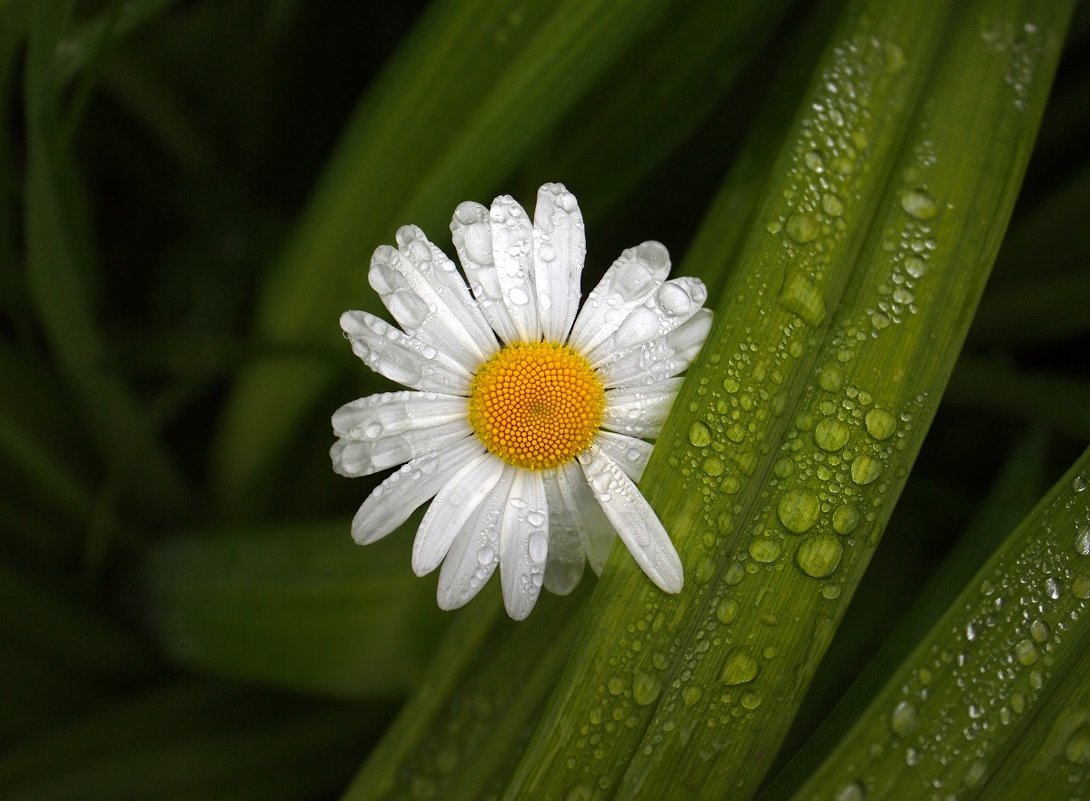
[1075,526,1090,557]
[1072,575,1090,599]
[777,489,821,533]
[835,780,866,801]
[821,193,844,217]
[778,271,826,325]
[904,255,927,278]
[749,537,783,563]
[508,286,530,306]
[689,421,712,447]
[900,188,939,219]
[720,648,759,685]
[702,456,725,477]
[1073,475,1087,492]
[632,671,661,706]
[786,213,819,243]
[818,363,843,392]
[890,700,919,736]
[864,407,897,440]
[716,597,739,625]
[795,534,843,578]
[1066,726,1090,765]
[682,685,703,706]
[740,691,762,710]
[1045,576,1062,600]
[814,417,850,451]
[850,454,882,485]
[832,503,860,535]
[1014,639,1038,665]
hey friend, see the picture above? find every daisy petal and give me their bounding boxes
[499,470,549,620]
[490,195,539,342]
[412,452,505,576]
[598,308,713,389]
[556,461,614,575]
[602,378,683,438]
[332,391,467,439]
[594,431,654,483]
[450,201,522,345]
[436,466,514,610]
[350,438,484,545]
[567,241,670,353]
[578,445,683,594]
[533,183,585,342]
[340,310,471,394]
[369,236,495,371]
[542,469,586,595]
[586,276,707,367]
[330,421,472,477]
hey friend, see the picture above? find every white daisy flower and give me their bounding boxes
[332,183,712,620]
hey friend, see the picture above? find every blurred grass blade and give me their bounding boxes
[533,0,803,222]
[341,587,588,801]
[0,681,384,801]
[139,520,446,697]
[945,356,1090,441]
[211,0,688,512]
[500,0,1073,798]
[23,1,192,519]
[785,446,1090,800]
[53,0,177,83]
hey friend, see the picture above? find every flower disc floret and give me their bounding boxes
[468,342,605,470]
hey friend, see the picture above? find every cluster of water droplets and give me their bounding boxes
[819,468,1090,801]
[979,18,1044,112]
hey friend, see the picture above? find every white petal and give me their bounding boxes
[567,241,670,353]
[601,378,683,438]
[597,309,712,389]
[542,469,586,596]
[412,453,505,576]
[594,431,654,483]
[436,465,514,610]
[499,470,549,620]
[555,461,614,575]
[340,310,471,394]
[450,201,522,344]
[350,438,484,545]
[331,421,472,477]
[332,391,467,439]
[578,445,683,594]
[586,276,707,367]
[369,229,497,370]
[490,194,539,342]
[532,183,585,342]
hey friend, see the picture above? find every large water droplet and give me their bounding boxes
[720,648,759,685]
[716,597,739,625]
[749,537,783,563]
[814,417,850,451]
[689,421,712,447]
[850,454,882,485]
[777,489,821,533]
[778,272,826,325]
[900,189,939,219]
[835,780,866,801]
[632,671,661,706]
[795,534,843,578]
[890,700,918,736]
[864,407,897,440]
[1014,639,1038,665]
[1072,575,1090,599]
[832,503,860,535]
[1074,526,1090,556]
[786,213,819,243]
[1066,726,1090,765]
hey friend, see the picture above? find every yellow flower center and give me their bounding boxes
[468,342,605,470]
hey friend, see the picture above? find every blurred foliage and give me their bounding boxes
[1,0,1088,799]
